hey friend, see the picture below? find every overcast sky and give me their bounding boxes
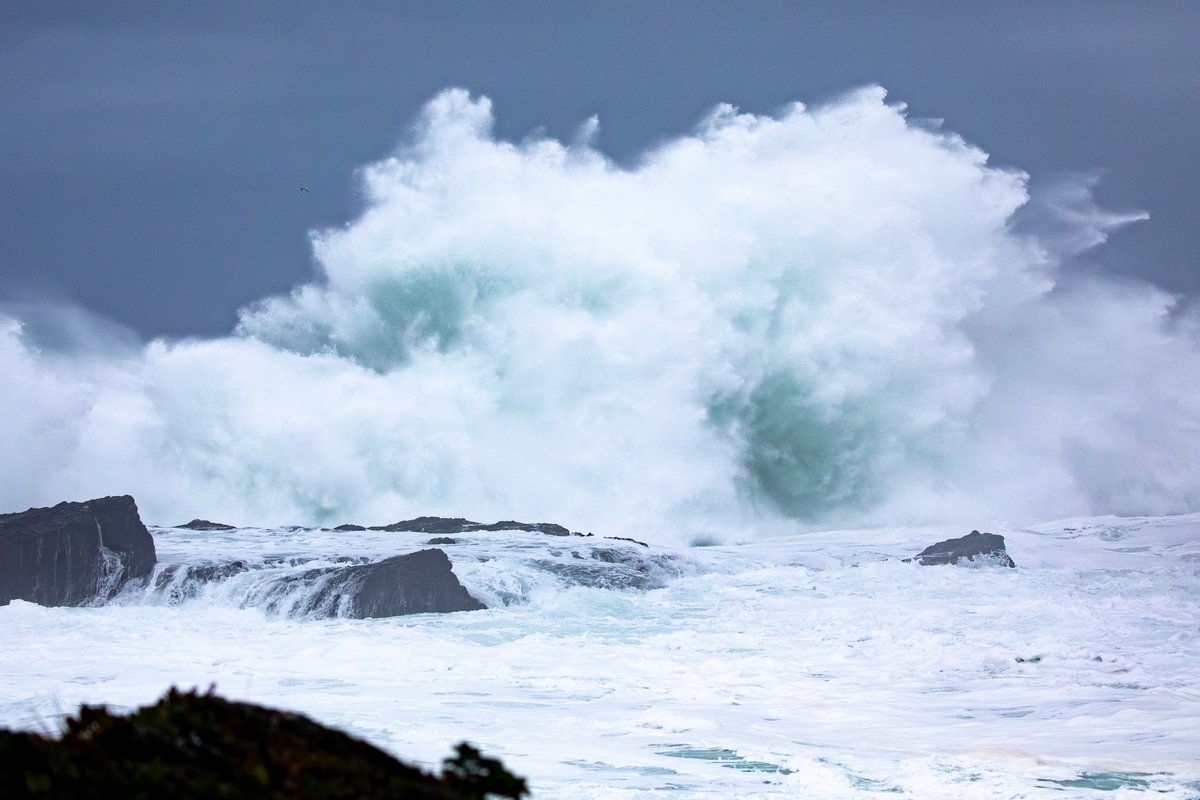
[2,1,1197,339]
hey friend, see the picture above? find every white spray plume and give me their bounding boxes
[3,87,1196,542]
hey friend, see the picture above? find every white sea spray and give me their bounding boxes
[2,87,1199,540]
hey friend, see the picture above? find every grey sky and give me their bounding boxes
[2,1,1197,339]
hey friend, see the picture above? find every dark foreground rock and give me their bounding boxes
[0,495,156,607]
[259,548,486,619]
[0,688,526,800]
[911,530,1016,567]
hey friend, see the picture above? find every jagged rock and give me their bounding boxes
[0,495,156,607]
[333,523,366,531]
[259,549,486,619]
[176,518,237,530]
[607,536,650,548]
[0,688,527,799]
[427,537,459,545]
[911,530,1016,567]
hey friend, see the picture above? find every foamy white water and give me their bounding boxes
[1,515,1197,798]
[3,87,1199,537]
[4,87,1199,796]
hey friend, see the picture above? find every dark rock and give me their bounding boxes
[184,560,252,582]
[0,688,527,799]
[427,537,459,545]
[333,523,367,531]
[368,516,575,536]
[258,549,486,619]
[351,550,485,618]
[372,516,479,533]
[477,520,572,536]
[0,495,156,607]
[607,536,650,548]
[911,530,1016,567]
[176,518,237,530]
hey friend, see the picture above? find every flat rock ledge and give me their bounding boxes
[0,495,156,606]
[910,530,1016,567]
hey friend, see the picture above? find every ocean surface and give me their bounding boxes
[4,86,1200,795]
[2,514,1197,798]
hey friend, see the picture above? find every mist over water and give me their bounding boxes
[4,87,1199,540]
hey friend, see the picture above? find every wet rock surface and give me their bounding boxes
[534,545,686,590]
[365,516,573,537]
[910,530,1016,567]
[3,501,676,616]
[0,495,156,606]
[255,549,486,619]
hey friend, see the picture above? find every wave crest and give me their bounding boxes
[4,87,1196,539]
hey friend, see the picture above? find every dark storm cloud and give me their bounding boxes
[1,0,1197,338]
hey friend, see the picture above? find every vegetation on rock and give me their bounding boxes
[0,688,527,800]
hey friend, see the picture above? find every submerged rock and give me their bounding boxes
[911,530,1016,567]
[0,495,156,607]
[535,545,685,590]
[0,688,527,799]
[153,560,252,605]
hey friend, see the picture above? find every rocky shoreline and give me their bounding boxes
[1,496,1016,618]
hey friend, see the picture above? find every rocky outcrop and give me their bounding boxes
[0,495,157,606]
[363,516,573,537]
[0,688,527,799]
[349,549,486,617]
[176,518,237,530]
[375,517,480,533]
[257,549,486,619]
[911,530,1016,567]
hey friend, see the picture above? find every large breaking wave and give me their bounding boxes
[4,87,1199,541]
